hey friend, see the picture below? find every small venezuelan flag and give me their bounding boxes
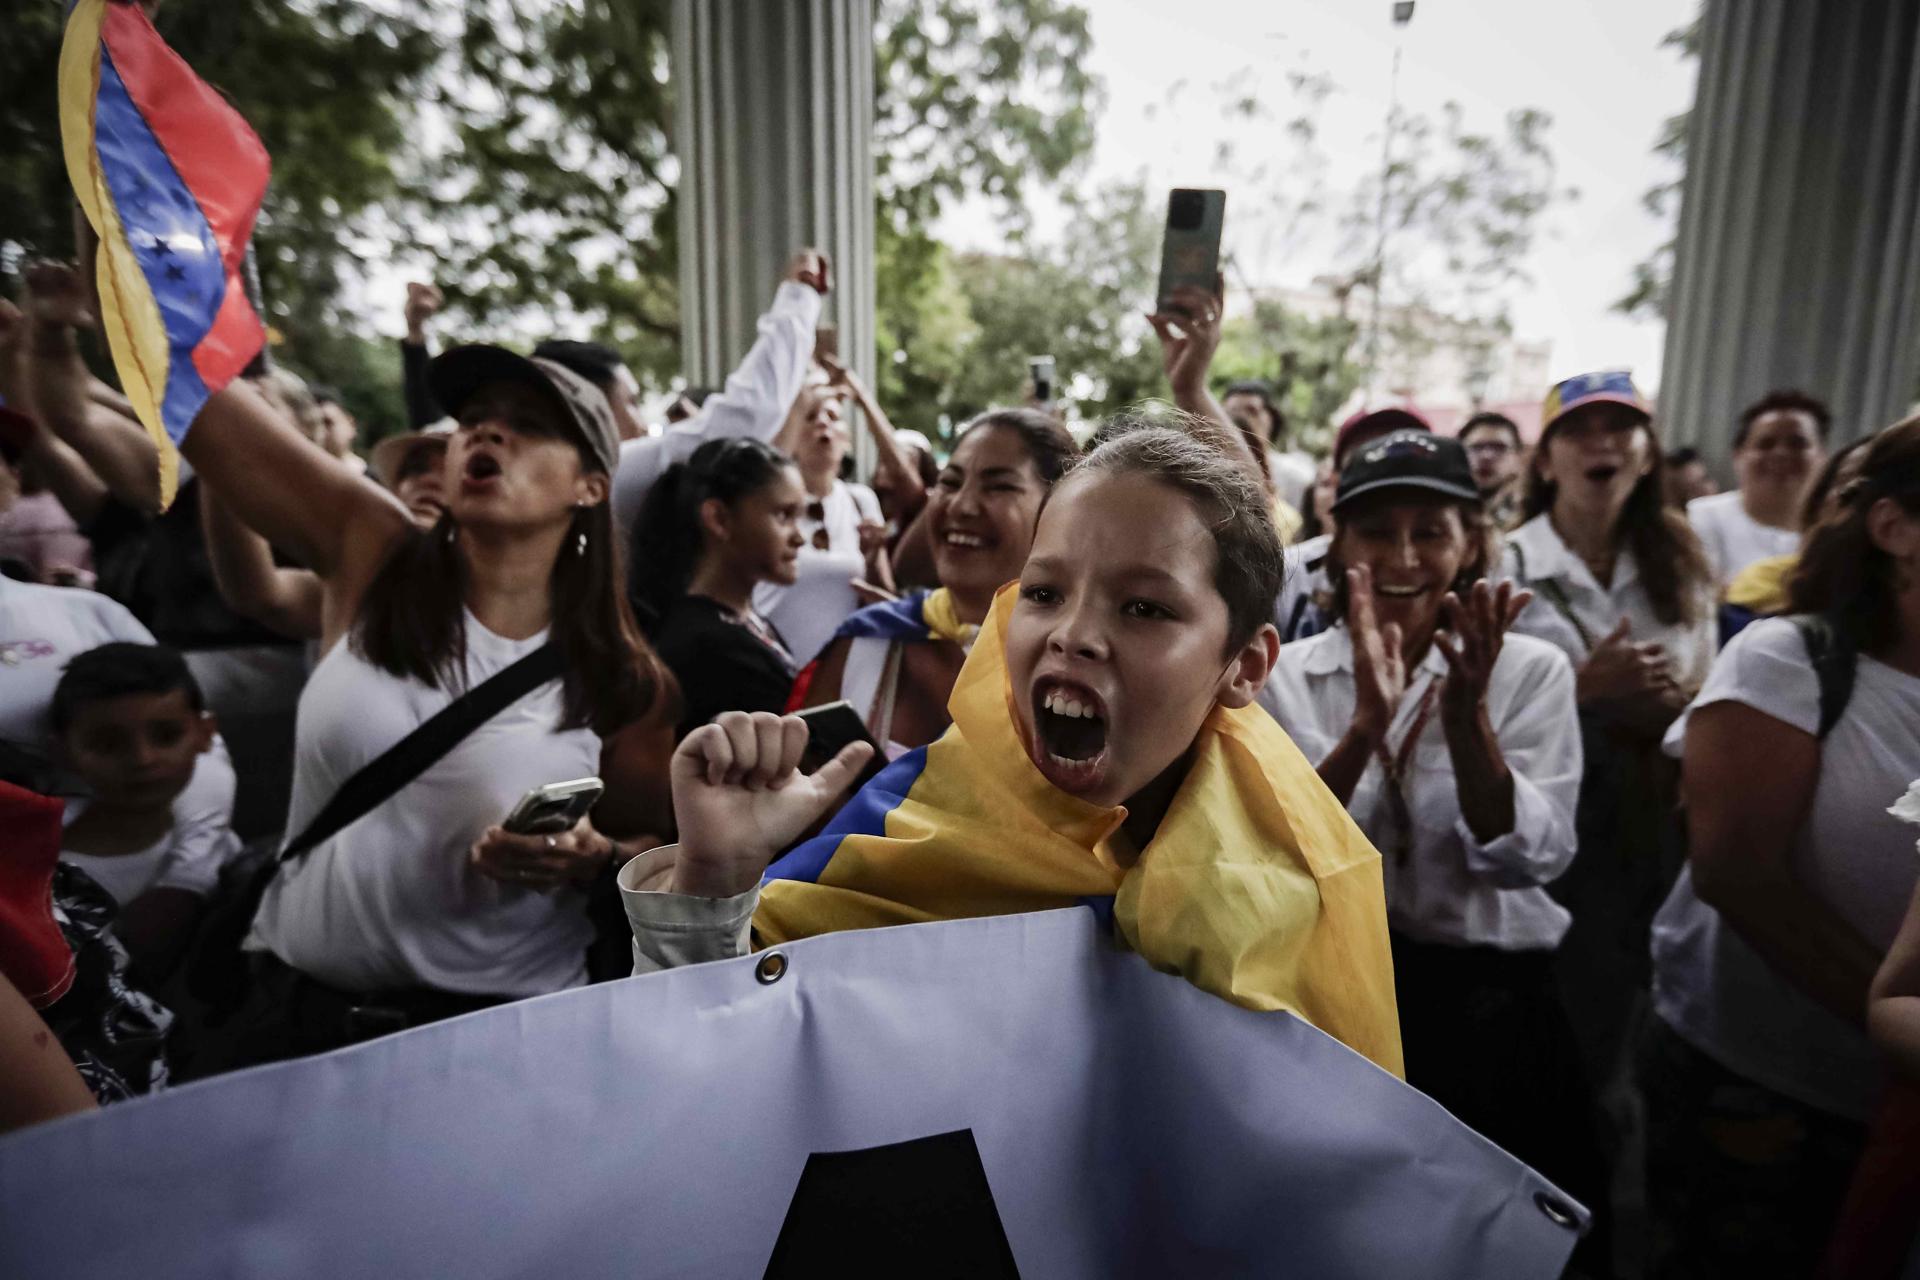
[58,0,270,507]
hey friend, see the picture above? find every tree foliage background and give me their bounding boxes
[2,0,1568,453]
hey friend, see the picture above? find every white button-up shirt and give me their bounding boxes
[610,280,823,538]
[1500,514,1716,696]
[1259,625,1583,951]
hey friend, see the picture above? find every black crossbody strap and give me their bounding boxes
[1788,612,1857,739]
[279,642,565,864]
[1510,539,1599,654]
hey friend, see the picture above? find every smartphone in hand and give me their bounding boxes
[795,701,888,790]
[814,323,839,364]
[1155,188,1226,317]
[1029,355,1055,405]
[502,777,605,835]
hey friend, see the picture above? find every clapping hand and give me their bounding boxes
[1346,564,1408,748]
[669,711,874,898]
[1434,580,1533,725]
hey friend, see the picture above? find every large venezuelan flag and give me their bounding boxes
[757,585,1405,1076]
[58,0,270,507]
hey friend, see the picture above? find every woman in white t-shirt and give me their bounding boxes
[178,344,675,1062]
[1687,388,1830,587]
[1642,416,1920,1277]
[1261,431,1606,1252]
[1499,371,1716,1093]
[753,383,887,664]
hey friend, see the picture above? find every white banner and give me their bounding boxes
[0,909,1584,1277]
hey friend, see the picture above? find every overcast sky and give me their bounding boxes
[938,0,1699,393]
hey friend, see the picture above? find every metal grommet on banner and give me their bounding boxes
[1533,1191,1579,1230]
[755,951,789,985]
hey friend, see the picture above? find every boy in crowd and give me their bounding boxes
[51,643,239,982]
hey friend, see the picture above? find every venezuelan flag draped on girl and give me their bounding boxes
[755,583,1405,1075]
[58,0,270,507]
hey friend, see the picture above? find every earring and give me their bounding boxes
[575,529,587,557]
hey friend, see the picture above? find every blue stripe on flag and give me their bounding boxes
[831,591,931,643]
[94,46,220,442]
[1077,895,1116,934]
[763,746,931,886]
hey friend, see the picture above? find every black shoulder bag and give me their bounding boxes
[188,642,564,1016]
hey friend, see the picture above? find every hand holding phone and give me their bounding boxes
[1029,355,1056,406]
[502,777,605,835]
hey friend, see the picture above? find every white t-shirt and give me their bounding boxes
[0,577,154,747]
[250,613,603,997]
[62,794,241,907]
[611,281,822,538]
[0,577,240,859]
[1260,626,1582,950]
[1502,514,1716,696]
[753,480,882,665]
[1274,533,1332,642]
[1687,490,1800,587]
[1650,616,1920,1120]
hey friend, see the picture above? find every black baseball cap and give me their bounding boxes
[1332,429,1481,512]
[427,346,621,475]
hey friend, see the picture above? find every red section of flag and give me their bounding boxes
[100,0,269,388]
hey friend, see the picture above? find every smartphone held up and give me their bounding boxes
[1156,188,1226,319]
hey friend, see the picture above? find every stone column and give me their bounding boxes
[1660,0,1920,467]
[671,0,876,451]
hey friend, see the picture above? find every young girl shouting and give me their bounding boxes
[620,427,1403,1074]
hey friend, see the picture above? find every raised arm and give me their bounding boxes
[12,264,164,515]
[401,282,444,429]
[611,251,828,533]
[825,354,924,511]
[199,485,324,640]
[181,379,412,602]
[1145,277,1266,490]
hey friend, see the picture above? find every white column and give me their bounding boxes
[671,0,876,425]
[1660,0,1920,466]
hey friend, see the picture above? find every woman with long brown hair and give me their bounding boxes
[177,344,676,1061]
[1643,417,1920,1276]
[1499,370,1716,1183]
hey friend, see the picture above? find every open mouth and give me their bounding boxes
[1375,582,1426,598]
[1030,678,1110,790]
[463,452,503,485]
[1583,464,1620,484]
[939,529,992,551]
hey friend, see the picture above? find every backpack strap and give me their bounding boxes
[1509,539,1599,654]
[279,641,565,863]
[1788,613,1857,739]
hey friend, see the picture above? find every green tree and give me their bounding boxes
[409,1,680,387]
[1615,16,1702,320]
[872,0,1103,420]
[941,178,1163,436]
[0,0,437,439]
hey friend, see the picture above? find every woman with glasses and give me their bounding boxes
[631,439,807,740]
[1260,430,1605,1257]
[752,382,888,665]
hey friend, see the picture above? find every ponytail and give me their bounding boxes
[628,437,796,630]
